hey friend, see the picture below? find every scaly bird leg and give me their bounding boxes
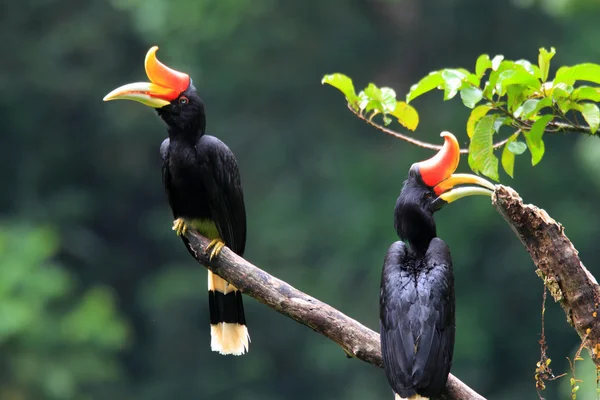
[172,218,188,236]
[205,239,225,261]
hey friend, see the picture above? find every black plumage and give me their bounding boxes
[158,83,249,355]
[380,167,455,399]
[103,46,251,356]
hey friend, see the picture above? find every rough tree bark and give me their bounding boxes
[181,184,598,399]
[493,185,600,368]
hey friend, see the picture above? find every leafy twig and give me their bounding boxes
[347,104,510,154]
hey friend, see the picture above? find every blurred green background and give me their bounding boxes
[4,0,600,399]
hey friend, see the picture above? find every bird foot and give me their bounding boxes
[172,218,188,236]
[206,239,225,261]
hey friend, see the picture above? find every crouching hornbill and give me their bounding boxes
[103,46,250,356]
[380,132,495,399]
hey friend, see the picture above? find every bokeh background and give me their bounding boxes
[4,0,600,399]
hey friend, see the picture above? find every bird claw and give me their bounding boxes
[172,218,188,236]
[206,239,225,261]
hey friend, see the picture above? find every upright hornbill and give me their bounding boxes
[103,46,250,356]
[380,132,495,399]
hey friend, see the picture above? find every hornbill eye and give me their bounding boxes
[179,96,189,105]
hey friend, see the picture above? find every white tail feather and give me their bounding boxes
[210,323,249,355]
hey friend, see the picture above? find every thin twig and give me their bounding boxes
[535,279,567,399]
[347,104,511,153]
[548,120,593,135]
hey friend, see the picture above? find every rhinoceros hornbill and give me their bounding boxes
[104,46,249,356]
[380,132,494,399]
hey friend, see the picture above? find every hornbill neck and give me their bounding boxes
[158,105,207,144]
[167,123,205,145]
[393,177,438,256]
[395,208,437,256]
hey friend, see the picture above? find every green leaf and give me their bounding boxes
[460,87,483,108]
[322,73,358,104]
[495,66,541,96]
[538,47,556,82]
[484,60,515,98]
[554,63,600,85]
[357,90,370,110]
[493,116,512,133]
[407,71,443,103]
[515,98,552,119]
[379,87,398,113]
[523,114,553,166]
[442,69,466,100]
[467,105,493,138]
[501,133,521,178]
[515,59,541,79]
[468,114,499,181]
[551,82,574,100]
[501,145,515,178]
[506,84,528,112]
[514,99,538,119]
[557,99,579,114]
[491,55,504,70]
[572,86,600,102]
[364,83,381,100]
[476,54,492,78]
[465,73,480,87]
[508,141,527,155]
[360,83,396,113]
[580,103,600,133]
[391,101,419,131]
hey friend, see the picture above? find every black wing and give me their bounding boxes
[197,135,247,256]
[379,238,455,398]
[413,237,455,397]
[380,241,414,397]
[160,138,176,215]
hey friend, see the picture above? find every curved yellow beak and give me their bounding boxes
[432,173,495,210]
[103,82,172,108]
[103,46,190,109]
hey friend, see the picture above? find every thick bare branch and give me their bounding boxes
[184,231,485,400]
[492,185,600,367]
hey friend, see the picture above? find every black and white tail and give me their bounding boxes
[207,271,250,355]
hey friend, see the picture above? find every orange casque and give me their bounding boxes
[414,132,460,194]
[144,46,190,101]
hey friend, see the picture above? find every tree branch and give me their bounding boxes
[547,121,594,135]
[492,185,600,368]
[184,230,486,400]
[347,104,510,154]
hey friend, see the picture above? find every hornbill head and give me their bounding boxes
[103,46,205,132]
[414,131,495,211]
[395,132,494,245]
